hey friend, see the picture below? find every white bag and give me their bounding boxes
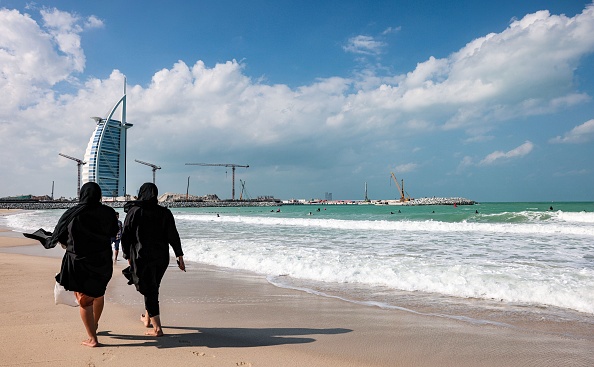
[54,281,79,307]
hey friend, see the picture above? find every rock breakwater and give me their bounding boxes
[0,201,278,210]
[407,197,475,206]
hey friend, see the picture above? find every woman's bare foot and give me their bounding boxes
[145,328,164,337]
[145,315,163,336]
[81,338,99,347]
[140,314,151,328]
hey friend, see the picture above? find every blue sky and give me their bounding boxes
[1,1,593,202]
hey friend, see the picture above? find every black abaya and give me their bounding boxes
[121,182,183,317]
[53,182,119,298]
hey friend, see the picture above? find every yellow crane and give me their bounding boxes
[185,163,249,200]
[391,172,410,202]
[239,179,251,201]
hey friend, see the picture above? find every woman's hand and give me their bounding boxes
[176,256,186,272]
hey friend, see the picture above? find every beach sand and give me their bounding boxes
[0,211,593,366]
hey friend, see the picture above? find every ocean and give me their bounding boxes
[3,201,594,334]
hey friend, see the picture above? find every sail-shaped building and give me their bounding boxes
[81,84,133,198]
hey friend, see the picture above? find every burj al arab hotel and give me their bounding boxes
[81,83,133,198]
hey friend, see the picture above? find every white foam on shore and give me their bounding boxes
[181,233,594,314]
[175,212,594,237]
[265,275,516,328]
[5,208,594,315]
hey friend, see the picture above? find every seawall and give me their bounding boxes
[0,201,279,210]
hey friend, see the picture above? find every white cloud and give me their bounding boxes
[463,135,494,144]
[402,56,449,89]
[1,4,594,197]
[394,163,418,173]
[479,141,534,166]
[382,26,401,35]
[40,8,87,72]
[420,6,594,130]
[343,35,386,55]
[85,15,104,29]
[457,156,474,172]
[335,1,594,136]
[549,119,594,143]
[553,169,589,177]
[0,7,93,113]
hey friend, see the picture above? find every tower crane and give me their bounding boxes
[59,153,86,199]
[185,163,249,200]
[135,159,161,184]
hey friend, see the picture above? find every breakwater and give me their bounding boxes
[406,197,475,206]
[1,197,474,210]
[0,201,279,210]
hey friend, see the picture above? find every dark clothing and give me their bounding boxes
[121,183,183,317]
[23,228,53,247]
[54,182,119,298]
[111,220,123,250]
[112,220,123,241]
[24,184,106,249]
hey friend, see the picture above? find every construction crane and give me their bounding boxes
[239,179,251,201]
[390,172,410,202]
[59,153,86,199]
[185,163,249,200]
[135,159,161,184]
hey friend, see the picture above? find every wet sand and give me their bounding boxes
[0,211,592,366]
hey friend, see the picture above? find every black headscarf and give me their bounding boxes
[124,182,159,212]
[24,182,103,248]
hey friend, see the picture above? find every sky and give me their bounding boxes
[1,0,593,202]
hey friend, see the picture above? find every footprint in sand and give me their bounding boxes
[236,362,252,366]
[192,351,214,358]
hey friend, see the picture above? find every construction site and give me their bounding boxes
[0,159,283,209]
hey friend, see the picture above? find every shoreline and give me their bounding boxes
[1,213,593,366]
[0,197,477,210]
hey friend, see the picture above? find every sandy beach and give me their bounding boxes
[0,210,593,367]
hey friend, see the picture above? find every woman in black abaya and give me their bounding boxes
[121,182,185,337]
[54,182,119,347]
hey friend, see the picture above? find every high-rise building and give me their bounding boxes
[81,84,133,197]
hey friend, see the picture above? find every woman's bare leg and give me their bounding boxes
[145,315,164,337]
[93,296,105,332]
[79,304,99,347]
[140,311,151,327]
[75,292,99,347]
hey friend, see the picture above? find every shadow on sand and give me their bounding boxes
[98,326,352,348]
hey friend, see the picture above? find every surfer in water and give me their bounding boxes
[121,183,185,337]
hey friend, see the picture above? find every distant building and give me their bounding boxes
[324,192,333,201]
[81,84,133,197]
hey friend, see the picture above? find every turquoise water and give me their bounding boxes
[182,201,593,223]
[4,201,594,329]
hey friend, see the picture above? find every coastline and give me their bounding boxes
[0,212,593,366]
[0,197,476,210]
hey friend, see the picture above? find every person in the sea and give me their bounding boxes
[121,182,185,337]
[54,182,119,347]
[111,212,123,263]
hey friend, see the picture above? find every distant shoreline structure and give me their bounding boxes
[287,197,476,206]
[0,200,280,210]
[386,197,476,206]
[0,196,475,210]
